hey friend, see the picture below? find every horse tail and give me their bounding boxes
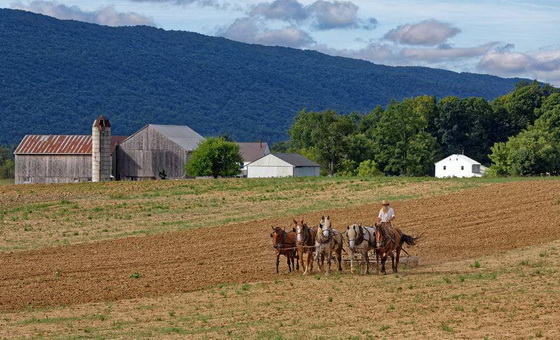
[401,233,417,246]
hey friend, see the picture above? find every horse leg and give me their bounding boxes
[287,253,292,273]
[295,249,300,272]
[381,255,387,275]
[375,251,380,275]
[299,248,305,274]
[394,246,402,274]
[326,251,332,275]
[276,252,280,274]
[309,250,314,274]
[363,251,369,275]
[337,247,343,272]
[349,248,355,274]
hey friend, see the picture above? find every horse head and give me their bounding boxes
[294,219,305,244]
[270,226,286,249]
[346,224,361,250]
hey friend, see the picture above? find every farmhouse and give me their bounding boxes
[435,154,487,178]
[246,153,320,178]
[115,124,204,180]
[14,116,126,184]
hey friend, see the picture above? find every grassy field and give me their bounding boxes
[0,176,520,252]
[1,176,559,339]
[0,178,13,186]
[1,238,558,339]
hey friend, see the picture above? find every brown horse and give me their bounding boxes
[315,216,344,274]
[374,222,418,274]
[293,219,316,275]
[270,226,299,274]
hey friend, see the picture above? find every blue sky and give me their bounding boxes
[2,0,560,85]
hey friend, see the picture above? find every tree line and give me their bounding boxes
[273,81,560,177]
[0,145,15,179]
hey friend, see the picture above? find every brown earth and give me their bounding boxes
[0,180,559,313]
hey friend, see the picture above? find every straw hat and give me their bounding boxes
[381,200,390,205]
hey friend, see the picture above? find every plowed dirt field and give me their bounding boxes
[1,180,559,314]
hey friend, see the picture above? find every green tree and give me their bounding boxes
[0,146,15,179]
[372,98,440,176]
[185,137,243,178]
[357,160,383,177]
[490,80,547,136]
[289,109,355,175]
[488,127,560,176]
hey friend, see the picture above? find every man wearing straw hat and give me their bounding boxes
[376,200,395,246]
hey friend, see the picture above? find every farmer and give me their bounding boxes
[376,200,395,246]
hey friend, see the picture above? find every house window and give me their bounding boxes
[443,166,446,170]
[461,166,464,170]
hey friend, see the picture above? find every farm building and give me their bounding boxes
[14,116,126,184]
[435,154,487,178]
[246,153,320,178]
[238,142,270,176]
[115,124,204,180]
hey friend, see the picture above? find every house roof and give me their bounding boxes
[149,124,204,151]
[435,154,481,165]
[271,153,320,167]
[238,142,269,163]
[15,135,127,155]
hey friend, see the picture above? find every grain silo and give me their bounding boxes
[92,115,112,182]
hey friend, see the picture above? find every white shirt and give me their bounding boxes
[378,206,395,223]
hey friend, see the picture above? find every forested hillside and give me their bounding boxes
[0,9,526,145]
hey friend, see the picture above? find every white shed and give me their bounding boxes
[247,153,320,178]
[435,154,487,178]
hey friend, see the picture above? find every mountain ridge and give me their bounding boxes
[0,9,526,145]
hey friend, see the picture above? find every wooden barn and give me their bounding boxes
[14,116,126,184]
[115,124,204,180]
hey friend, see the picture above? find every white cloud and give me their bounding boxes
[128,0,231,10]
[402,42,499,62]
[478,48,560,85]
[220,17,314,48]
[384,19,460,46]
[249,0,377,30]
[250,0,306,21]
[10,1,155,26]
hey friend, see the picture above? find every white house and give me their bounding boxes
[246,153,320,178]
[435,154,487,178]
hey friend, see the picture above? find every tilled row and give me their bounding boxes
[1,180,559,311]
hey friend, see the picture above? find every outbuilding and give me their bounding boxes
[435,154,487,178]
[246,153,320,178]
[238,142,270,177]
[14,116,126,184]
[115,124,204,180]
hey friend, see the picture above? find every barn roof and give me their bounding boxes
[270,153,320,167]
[435,154,481,165]
[15,135,127,155]
[238,142,269,163]
[149,125,205,151]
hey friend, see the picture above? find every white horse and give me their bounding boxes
[315,216,344,274]
[346,224,377,274]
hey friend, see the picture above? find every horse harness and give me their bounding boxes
[355,225,376,249]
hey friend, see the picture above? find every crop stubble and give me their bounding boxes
[0,180,559,312]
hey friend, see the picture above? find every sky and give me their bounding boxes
[2,0,560,85]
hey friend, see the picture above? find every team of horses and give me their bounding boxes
[270,216,419,275]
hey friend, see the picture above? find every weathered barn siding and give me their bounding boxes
[15,155,92,184]
[116,126,189,180]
